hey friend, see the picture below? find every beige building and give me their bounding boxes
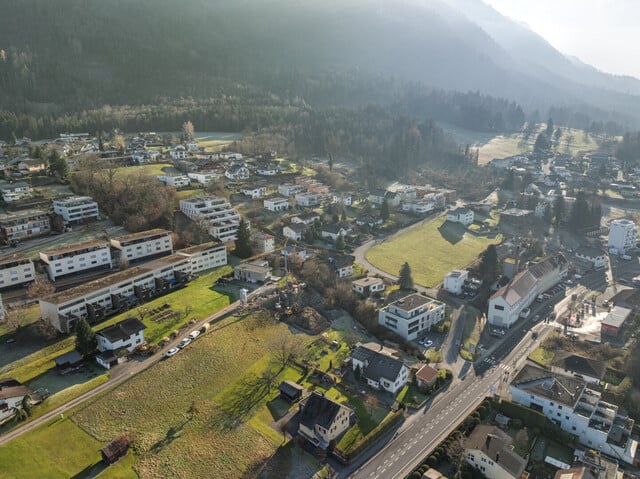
[298,392,353,449]
[464,425,527,479]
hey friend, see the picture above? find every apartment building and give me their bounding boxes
[40,254,193,333]
[40,240,112,281]
[0,182,32,203]
[180,196,242,242]
[157,174,191,188]
[187,171,219,185]
[446,207,474,226]
[444,269,468,295]
[176,241,227,273]
[263,196,290,212]
[278,183,305,196]
[53,196,100,225]
[0,254,35,290]
[608,219,637,254]
[510,365,638,464]
[241,186,267,199]
[378,293,446,340]
[295,192,323,207]
[0,209,51,242]
[110,229,173,263]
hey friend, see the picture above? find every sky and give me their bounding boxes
[483,0,640,79]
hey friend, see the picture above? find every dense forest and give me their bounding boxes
[616,131,640,165]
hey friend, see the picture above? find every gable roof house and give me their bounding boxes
[321,223,351,242]
[256,161,279,176]
[224,164,250,180]
[327,254,354,278]
[95,317,147,369]
[298,391,353,449]
[464,425,527,479]
[18,158,46,173]
[0,378,31,423]
[550,352,606,386]
[350,344,409,394]
[0,181,32,202]
[283,223,308,242]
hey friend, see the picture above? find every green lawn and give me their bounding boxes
[528,345,556,367]
[113,163,177,179]
[366,216,502,287]
[461,307,483,360]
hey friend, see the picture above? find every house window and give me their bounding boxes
[494,305,505,311]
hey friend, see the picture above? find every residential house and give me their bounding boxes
[608,219,637,254]
[252,232,275,253]
[550,352,606,386]
[446,207,474,226]
[53,196,100,225]
[169,145,188,160]
[187,171,219,185]
[283,224,307,242]
[351,277,385,295]
[95,317,147,369]
[510,364,638,464]
[327,254,354,278]
[575,246,606,269]
[0,209,51,241]
[298,391,353,449]
[176,241,227,272]
[295,192,323,207]
[234,260,272,283]
[332,193,353,206]
[241,186,267,199]
[291,212,320,225]
[601,306,632,337]
[321,224,351,242]
[0,254,35,289]
[350,343,409,394]
[0,182,32,202]
[224,164,250,180]
[180,196,242,242]
[40,240,112,281]
[402,199,435,214]
[278,183,305,197]
[281,245,308,267]
[464,425,527,479]
[186,140,199,152]
[378,293,446,341]
[443,269,468,295]
[110,229,173,264]
[415,364,439,389]
[18,158,46,173]
[39,254,193,333]
[355,214,383,228]
[0,379,31,423]
[263,196,290,212]
[295,177,329,194]
[157,174,191,188]
[256,161,279,176]
[369,189,387,206]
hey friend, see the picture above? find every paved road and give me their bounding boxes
[0,297,246,446]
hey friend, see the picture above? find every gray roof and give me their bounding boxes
[491,270,537,306]
[389,293,434,312]
[286,223,308,233]
[464,425,527,479]
[351,346,405,383]
[96,317,146,344]
[511,364,585,408]
[602,306,632,329]
[0,181,29,190]
[575,246,605,259]
[299,391,349,430]
[551,352,606,380]
[54,350,83,367]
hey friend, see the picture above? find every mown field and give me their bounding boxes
[366,216,502,287]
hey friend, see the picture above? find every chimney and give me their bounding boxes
[485,435,491,449]
[495,452,500,463]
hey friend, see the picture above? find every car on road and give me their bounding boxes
[423,339,433,347]
[165,347,180,358]
[188,330,200,340]
[178,338,192,349]
[603,299,609,307]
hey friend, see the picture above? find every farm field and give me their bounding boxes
[366,216,502,287]
[113,162,178,179]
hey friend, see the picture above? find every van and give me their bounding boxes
[519,308,531,319]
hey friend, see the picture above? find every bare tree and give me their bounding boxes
[27,274,55,300]
[182,121,195,142]
[111,134,126,155]
[3,306,29,332]
[270,335,304,371]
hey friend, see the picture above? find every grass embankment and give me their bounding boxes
[366,216,501,287]
[0,339,74,383]
[460,307,483,361]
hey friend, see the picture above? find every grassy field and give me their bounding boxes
[528,344,556,366]
[114,163,177,179]
[366,217,502,287]
[460,307,483,361]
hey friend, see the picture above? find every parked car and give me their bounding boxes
[188,330,200,340]
[178,338,192,349]
[165,347,180,358]
[603,299,609,307]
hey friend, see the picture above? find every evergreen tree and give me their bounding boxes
[553,195,566,225]
[234,218,253,258]
[568,191,590,231]
[21,395,32,417]
[546,118,554,136]
[380,198,390,222]
[75,317,97,358]
[335,234,346,251]
[479,245,500,283]
[399,262,414,290]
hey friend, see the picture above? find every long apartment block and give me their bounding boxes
[0,209,51,242]
[110,228,173,263]
[53,196,99,224]
[0,254,35,290]
[40,240,112,282]
[176,241,227,273]
[180,196,242,242]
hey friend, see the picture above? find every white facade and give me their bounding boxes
[278,183,305,196]
[176,242,227,273]
[53,196,100,224]
[0,254,35,290]
[402,200,435,214]
[575,248,606,269]
[443,269,468,295]
[96,320,146,353]
[378,293,446,340]
[464,425,526,479]
[169,145,188,160]
[283,225,306,242]
[608,219,637,254]
[187,171,219,185]
[510,365,638,465]
[40,255,192,333]
[241,186,267,199]
[446,208,474,226]
[224,165,250,180]
[0,209,51,241]
[180,196,242,242]
[252,232,275,253]
[40,240,112,281]
[332,194,353,206]
[351,277,385,295]
[0,379,31,423]
[264,197,290,212]
[295,192,323,207]
[110,229,173,262]
[0,182,32,203]
[157,174,191,188]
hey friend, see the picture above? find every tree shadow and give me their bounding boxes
[438,222,465,245]
[70,461,107,479]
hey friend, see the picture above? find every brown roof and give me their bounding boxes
[41,239,109,257]
[0,378,31,400]
[0,253,31,265]
[415,365,438,384]
[464,425,527,479]
[100,434,130,463]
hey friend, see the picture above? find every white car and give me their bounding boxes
[188,330,201,340]
[165,347,180,358]
[424,339,433,347]
[178,338,192,349]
